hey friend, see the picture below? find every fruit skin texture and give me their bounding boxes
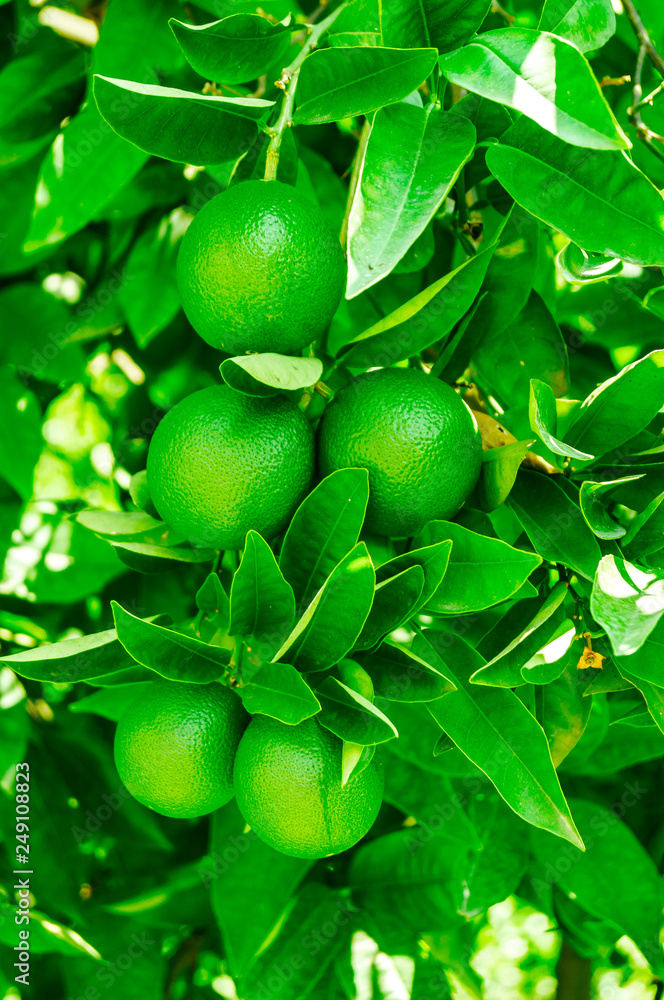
[176,180,347,355]
[146,384,315,550]
[317,367,483,537]
[114,679,248,819]
[233,715,384,859]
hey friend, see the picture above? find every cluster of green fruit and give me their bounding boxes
[114,179,483,860]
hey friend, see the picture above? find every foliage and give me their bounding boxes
[2,0,664,997]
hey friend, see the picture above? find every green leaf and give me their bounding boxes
[170,14,293,85]
[93,76,273,165]
[508,472,602,580]
[474,290,569,406]
[531,799,664,977]
[69,683,152,722]
[538,0,616,54]
[418,630,583,848]
[230,531,295,658]
[565,350,664,457]
[591,554,664,656]
[486,118,664,267]
[110,539,216,573]
[416,521,542,614]
[220,354,323,397]
[472,204,540,339]
[279,469,370,611]
[382,752,479,845]
[112,601,230,683]
[623,490,664,560]
[431,291,490,385]
[616,666,664,734]
[361,641,456,702]
[294,46,438,125]
[24,0,183,252]
[529,378,593,460]
[340,240,497,369]
[346,103,475,297]
[0,285,85,383]
[238,662,320,725]
[374,538,453,612]
[242,884,352,997]
[473,584,569,687]
[440,28,627,150]
[342,742,376,784]
[315,676,398,745]
[275,542,376,672]
[354,565,425,651]
[0,365,42,499]
[0,627,135,683]
[348,828,466,930]
[478,439,534,512]
[210,803,314,978]
[540,665,591,767]
[120,209,186,347]
[579,478,642,540]
[196,572,231,632]
[380,0,491,53]
[76,509,165,538]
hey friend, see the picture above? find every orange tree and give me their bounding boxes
[2,0,664,998]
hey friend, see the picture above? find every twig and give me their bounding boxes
[264,4,346,181]
[623,0,664,162]
[629,44,664,163]
[622,0,664,76]
[491,0,515,25]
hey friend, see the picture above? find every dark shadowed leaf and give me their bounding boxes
[210,803,313,978]
[170,14,293,84]
[381,0,491,53]
[531,799,664,976]
[474,290,569,406]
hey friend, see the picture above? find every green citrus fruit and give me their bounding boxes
[176,180,346,355]
[233,715,383,859]
[317,367,482,537]
[114,679,248,818]
[146,384,315,550]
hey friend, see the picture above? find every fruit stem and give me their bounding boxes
[264,4,346,182]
